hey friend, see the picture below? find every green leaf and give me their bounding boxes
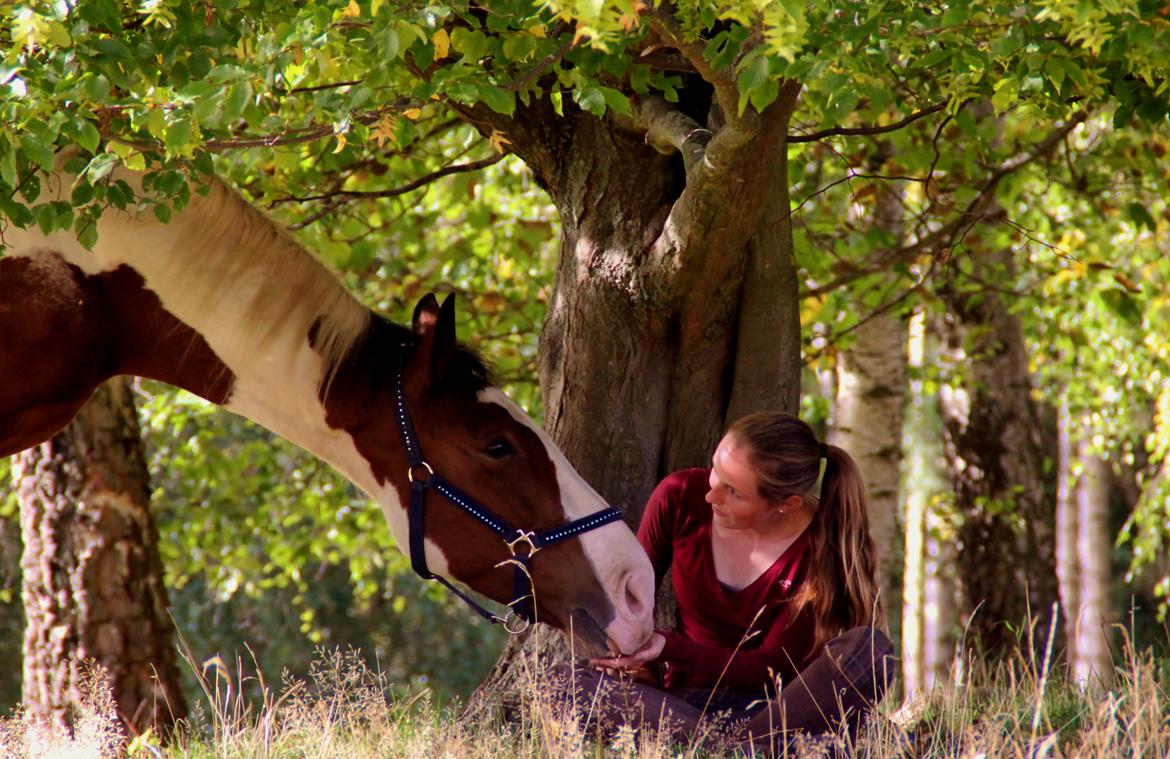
[146,108,167,140]
[35,203,57,235]
[77,121,101,154]
[0,195,33,228]
[154,202,172,223]
[575,87,606,117]
[224,82,253,122]
[165,119,194,155]
[0,144,16,189]
[82,152,119,184]
[21,132,56,172]
[737,50,769,94]
[477,85,515,115]
[71,182,95,205]
[502,34,535,63]
[451,28,487,62]
[827,88,859,123]
[92,37,133,61]
[76,218,98,249]
[600,87,630,115]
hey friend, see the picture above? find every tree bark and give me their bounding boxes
[465,79,805,715]
[938,249,1059,660]
[900,310,956,699]
[1055,401,1080,673]
[15,378,186,736]
[1073,433,1114,689]
[830,168,907,632]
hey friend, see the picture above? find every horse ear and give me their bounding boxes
[432,293,457,375]
[411,293,457,383]
[412,293,441,335]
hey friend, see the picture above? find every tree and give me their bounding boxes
[1073,431,1115,688]
[938,244,1060,660]
[828,150,907,629]
[14,379,185,735]
[901,309,957,699]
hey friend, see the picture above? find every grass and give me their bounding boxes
[1,638,1168,758]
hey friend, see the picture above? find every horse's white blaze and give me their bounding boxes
[479,388,654,651]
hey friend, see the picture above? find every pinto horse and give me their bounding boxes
[0,162,654,656]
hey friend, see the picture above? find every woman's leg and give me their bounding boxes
[554,665,706,742]
[740,626,897,747]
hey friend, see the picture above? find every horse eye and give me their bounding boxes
[483,438,516,460]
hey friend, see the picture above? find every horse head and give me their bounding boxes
[325,293,655,656]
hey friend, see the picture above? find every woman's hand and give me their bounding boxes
[589,632,665,672]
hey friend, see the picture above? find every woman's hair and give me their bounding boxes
[726,411,885,654]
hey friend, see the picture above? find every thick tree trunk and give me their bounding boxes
[15,378,186,735]
[1073,435,1114,689]
[467,82,804,716]
[938,249,1059,660]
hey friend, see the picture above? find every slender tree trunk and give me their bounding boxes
[938,248,1059,660]
[1073,434,1114,689]
[1055,401,1080,673]
[922,501,957,688]
[830,169,907,632]
[833,312,905,625]
[901,310,955,700]
[15,378,186,735]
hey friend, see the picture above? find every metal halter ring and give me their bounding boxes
[502,609,531,635]
[506,530,541,558]
[407,461,434,483]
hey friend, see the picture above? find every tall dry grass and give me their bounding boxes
[1,635,1167,758]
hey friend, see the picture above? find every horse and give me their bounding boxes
[0,160,654,657]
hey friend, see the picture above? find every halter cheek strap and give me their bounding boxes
[393,360,624,632]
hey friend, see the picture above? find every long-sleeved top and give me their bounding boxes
[636,468,815,693]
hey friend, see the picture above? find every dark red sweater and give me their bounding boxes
[637,468,815,692]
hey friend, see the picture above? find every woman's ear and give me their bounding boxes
[781,494,805,514]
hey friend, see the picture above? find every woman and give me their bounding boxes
[568,412,895,750]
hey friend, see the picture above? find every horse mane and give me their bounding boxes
[162,175,371,389]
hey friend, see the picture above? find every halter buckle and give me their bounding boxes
[407,461,434,483]
[501,609,531,635]
[506,530,541,558]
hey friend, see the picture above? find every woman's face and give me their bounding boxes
[705,434,779,530]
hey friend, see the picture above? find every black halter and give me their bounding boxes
[393,362,624,633]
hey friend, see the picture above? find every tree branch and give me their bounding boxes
[645,4,737,118]
[636,95,711,171]
[284,153,505,204]
[801,110,1089,298]
[788,102,947,143]
[504,37,577,92]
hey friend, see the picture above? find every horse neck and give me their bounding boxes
[37,171,378,473]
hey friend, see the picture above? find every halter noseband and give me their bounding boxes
[393,361,624,633]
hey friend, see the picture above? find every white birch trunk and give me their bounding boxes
[901,310,955,700]
[1073,433,1114,689]
[1055,401,1080,672]
[831,178,907,621]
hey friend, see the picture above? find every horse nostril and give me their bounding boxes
[622,570,649,618]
